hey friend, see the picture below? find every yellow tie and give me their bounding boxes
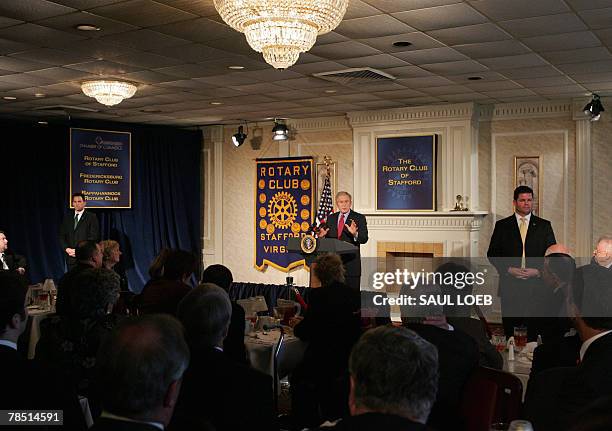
[519,217,527,269]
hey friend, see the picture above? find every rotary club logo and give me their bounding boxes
[267,191,298,229]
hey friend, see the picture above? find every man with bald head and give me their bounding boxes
[578,235,612,320]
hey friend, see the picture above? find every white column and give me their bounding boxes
[575,119,593,257]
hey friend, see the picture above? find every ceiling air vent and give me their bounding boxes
[33,105,99,113]
[313,67,395,86]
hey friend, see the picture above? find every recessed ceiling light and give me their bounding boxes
[210,101,223,105]
[76,24,101,31]
[34,93,46,98]
[392,41,412,47]
[37,121,48,125]
[467,76,483,81]
[3,96,16,100]
[324,89,337,94]
[228,65,245,70]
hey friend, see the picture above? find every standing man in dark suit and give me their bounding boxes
[487,185,556,338]
[0,230,26,275]
[318,191,368,290]
[59,193,100,270]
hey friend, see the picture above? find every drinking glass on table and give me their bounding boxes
[513,326,527,349]
[491,333,507,352]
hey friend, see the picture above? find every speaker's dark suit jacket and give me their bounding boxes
[524,331,612,431]
[58,210,100,266]
[324,210,368,278]
[1,249,27,272]
[169,346,276,431]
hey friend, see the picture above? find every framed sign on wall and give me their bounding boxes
[376,135,437,211]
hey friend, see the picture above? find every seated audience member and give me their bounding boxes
[437,261,503,369]
[91,314,191,431]
[291,253,362,427]
[36,268,122,413]
[524,267,612,431]
[201,263,248,364]
[100,240,132,314]
[0,272,86,430]
[400,282,479,431]
[0,230,26,275]
[568,397,612,431]
[170,284,276,431]
[578,235,612,321]
[135,249,196,315]
[56,240,103,316]
[148,247,170,281]
[314,325,439,430]
[530,249,581,376]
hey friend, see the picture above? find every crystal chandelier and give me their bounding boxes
[81,80,138,106]
[213,0,349,69]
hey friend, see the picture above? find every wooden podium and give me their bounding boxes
[287,237,358,287]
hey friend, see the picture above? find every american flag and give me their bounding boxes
[315,171,333,228]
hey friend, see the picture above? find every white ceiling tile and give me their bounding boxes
[541,47,612,65]
[522,31,601,52]
[427,23,511,45]
[480,53,549,70]
[392,47,468,64]
[362,0,462,13]
[335,15,416,39]
[468,0,569,20]
[498,13,587,38]
[578,7,612,30]
[392,3,487,31]
[453,40,531,58]
[420,59,488,74]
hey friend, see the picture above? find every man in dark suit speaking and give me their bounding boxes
[487,185,556,338]
[318,191,368,290]
[59,193,100,269]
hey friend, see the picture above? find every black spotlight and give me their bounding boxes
[232,125,247,147]
[584,94,605,122]
[272,121,288,141]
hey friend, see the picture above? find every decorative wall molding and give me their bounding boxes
[288,116,350,131]
[479,101,573,122]
[347,103,475,126]
[367,213,487,231]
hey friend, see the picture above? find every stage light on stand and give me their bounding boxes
[584,94,604,121]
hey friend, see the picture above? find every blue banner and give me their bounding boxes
[376,135,436,210]
[70,128,131,208]
[255,157,314,272]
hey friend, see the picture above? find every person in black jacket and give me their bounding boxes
[316,191,368,290]
[0,230,26,275]
[92,314,190,431]
[487,185,556,338]
[171,284,276,431]
[314,325,438,431]
[59,193,100,270]
[201,263,248,364]
[290,253,362,427]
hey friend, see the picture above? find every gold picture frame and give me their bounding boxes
[316,159,337,207]
[514,155,541,216]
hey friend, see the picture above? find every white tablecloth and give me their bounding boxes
[502,349,531,399]
[245,329,307,379]
[26,307,55,359]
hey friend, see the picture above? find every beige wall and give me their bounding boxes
[591,112,612,246]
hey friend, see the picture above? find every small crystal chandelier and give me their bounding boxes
[213,0,349,69]
[81,80,138,106]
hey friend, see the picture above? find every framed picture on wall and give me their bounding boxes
[316,160,337,207]
[514,155,541,216]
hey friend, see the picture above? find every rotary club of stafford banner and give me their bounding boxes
[255,157,314,272]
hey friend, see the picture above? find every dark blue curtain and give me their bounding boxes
[1,120,201,292]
